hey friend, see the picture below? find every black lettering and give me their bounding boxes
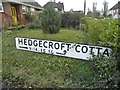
[75,45,81,53]
[61,43,65,50]
[43,41,47,48]
[28,39,32,46]
[96,47,102,55]
[89,46,95,54]
[81,46,88,53]
[43,49,46,53]
[54,43,60,49]
[29,47,31,50]
[18,38,23,45]
[66,44,71,51]
[49,42,53,49]
[33,40,38,47]
[24,39,27,45]
[103,49,109,57]
[39,41,42,47]
[49,50,53,54]
[35,48,37,51]
[40,49,42,53]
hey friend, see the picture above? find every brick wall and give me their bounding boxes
[16,4,24,25]
[1,2,25,28]
[2,2,12,28]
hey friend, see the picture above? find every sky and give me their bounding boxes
[35,0,119,12]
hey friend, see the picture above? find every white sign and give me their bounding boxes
[15,37,111,60]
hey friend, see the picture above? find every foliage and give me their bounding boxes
[80,17,88,31]
[80,17,119,46]
[99,18,119,47]
[90,55,120,88]
[27,19,41,29]
[26,11,42,29]
[61,12,84,29]
[99,18,120,88]
[80,17,105,44]
[2,17,119,88]
[25,12,36,22]
[41,7,61,34]
[80,17,120,88]
[3,29,93,88]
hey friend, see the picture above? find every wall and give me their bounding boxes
[16,4,24,25]
[2,2,12,28]
[1,2,25,28]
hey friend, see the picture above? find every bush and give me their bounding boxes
[61,12,84,29]
[27,19,41,29]
[26,12,42,29]
[41,7,61,34]
[81,17,120,88]
[80,17,119,45]
[25,12,36,22]
[90,55,120,88]
[99,19,119,47]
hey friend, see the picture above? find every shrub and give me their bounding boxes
[80,17,119,45]
[25,12,36,22]
[61,12,84,29]
[99,19,119,47]
[80,17,88,31]
[90,55,120,88]
[81,17,120,88]
[41,7,61,34]
[27,19,41,29]
[26,11,42,29]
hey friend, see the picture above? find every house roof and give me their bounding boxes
[56,2,64,10]
[2,0,43,10]
[110,1,120,10]
[23,0,42,8]
[43,1,64,11]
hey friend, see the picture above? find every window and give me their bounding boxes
[22,5,28,14]
[0,0,4,12]
[30,8,35,12]
[55,8,58,11]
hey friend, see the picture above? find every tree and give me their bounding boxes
[41,7,61,34]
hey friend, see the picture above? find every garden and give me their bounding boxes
[2,7,120,88]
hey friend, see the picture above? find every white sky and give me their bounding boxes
[35,0,119,12]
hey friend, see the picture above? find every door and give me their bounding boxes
[11,6,18,25]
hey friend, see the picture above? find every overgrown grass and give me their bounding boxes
[2,29,94,88]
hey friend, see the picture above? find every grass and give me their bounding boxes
[2,29,94,88]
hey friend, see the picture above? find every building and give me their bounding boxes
[109,1,120,18]
[69,9,84,15]
[0,0,43,29]
[43,1,64,13]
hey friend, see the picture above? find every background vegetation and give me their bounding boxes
[2,7,120,88]
[61,12,84,29]
[41,7,61,34]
